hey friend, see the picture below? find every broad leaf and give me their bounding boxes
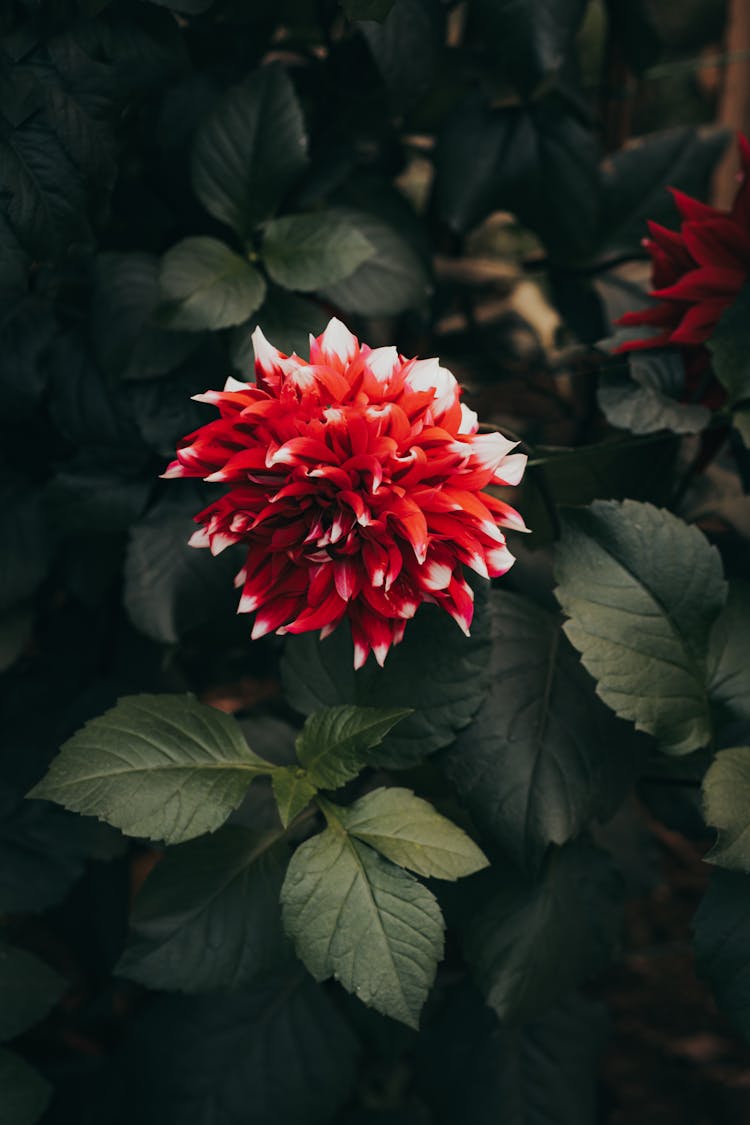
[30,694,273,845]
[271,768,318,828]
[92,253,197,381]
[0,944,65,1042]
[694,869,750,1043]
[262,211,373,292]
[333,787,488,880]
[709,283,750,441]
[296,705,411,789]
[442,591,642,872]
[124,974,359,1124]
[463,840,622,1024]
[281,824,444,1027]
[468,0,588,94]
[282,580,492,767]
[708,581,750,733]
[360,0,444,110]
[343,0,395,17]
[191,67,308,239]
[598,350,710,436]
[124,489,245,645]
[0,1049,51,1125]
[319,207,431,317]
[230,288,327,372]
[703,747,750,871]
[0,473,50,615]
[117,826,290,992]
[600,126,730,254]
[416,986,606,1125]
[555,500,726,754]
[158,237,266,331]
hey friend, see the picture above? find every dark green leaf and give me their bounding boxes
[0,296,56,420]
[708,581,750,733]
[124,974,358,1125]
[92,253,197,381]
[468,0,588,94]
[464,840,622,1023]
[123,489,245,645]
[0,109,89,258]
[158,237,266,331]
[360,0,444,110]
[709,283,750,430]
[0,473,50,616]
[0,944,65,1042]
[271,768,318,828]
[230,288,327,372]
[694,868,750,1043]
[0,1049,51,1125]
[296,705,411,789]
[117,825,290,992]
[0,212,29,292]
[282,579,492,767]
[262,211,374,292]
[45,450,151,536]
[598,350,711,436]
[281,824,444,1027]
[600,126,730,254]
[416,986,606,1125]
[555,500,726,754]
[703,747,750,871]
[29,694,273,845]
[442,592,642,873]
[191,67,308,239]
[0,604,32,674]
[344,0,395,17]
[319,207,431,316]
[334,787,488,880]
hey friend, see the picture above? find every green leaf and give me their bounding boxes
[296,705,412,789]
[693,869,750,1043]
[468,0,588,95]
[343,0,395,17]
[598,350,711,436]
[0,473,50,616]
[360,0,444,111]
[230,288,328,373]
[262,211,374,292]
[191,67,308,239]
[92,252,197,381]
[0,944,65,1042]
[416,986,606,1125]
[124,974,358,1124]
[709,283,750,440]
[600,126,730,254]
[442,592,643,873]
[158,237,266,331]
[0,604,32,675]
[555,500,727,754]
[281,823,444,1027]
[123,489,245,645]
[319,207,431,317]
[282,579,492,767]
[0,1049,52,1125]
[333,787,488,880]
[464,840,622,1024]
[708,581,750,732]
[117,826,290,992]
[703,747,750,871]
[29,694,274,845]
[271,768,318,828]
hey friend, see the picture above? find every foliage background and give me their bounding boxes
[3,0,750,1122]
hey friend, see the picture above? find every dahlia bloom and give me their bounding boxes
[164,318,527,669]
[618,135,750,352]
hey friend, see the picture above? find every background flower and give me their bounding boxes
[164,318,527,668]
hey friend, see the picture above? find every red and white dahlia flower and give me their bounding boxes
[618,134,750,353]
[164,318,527,669]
